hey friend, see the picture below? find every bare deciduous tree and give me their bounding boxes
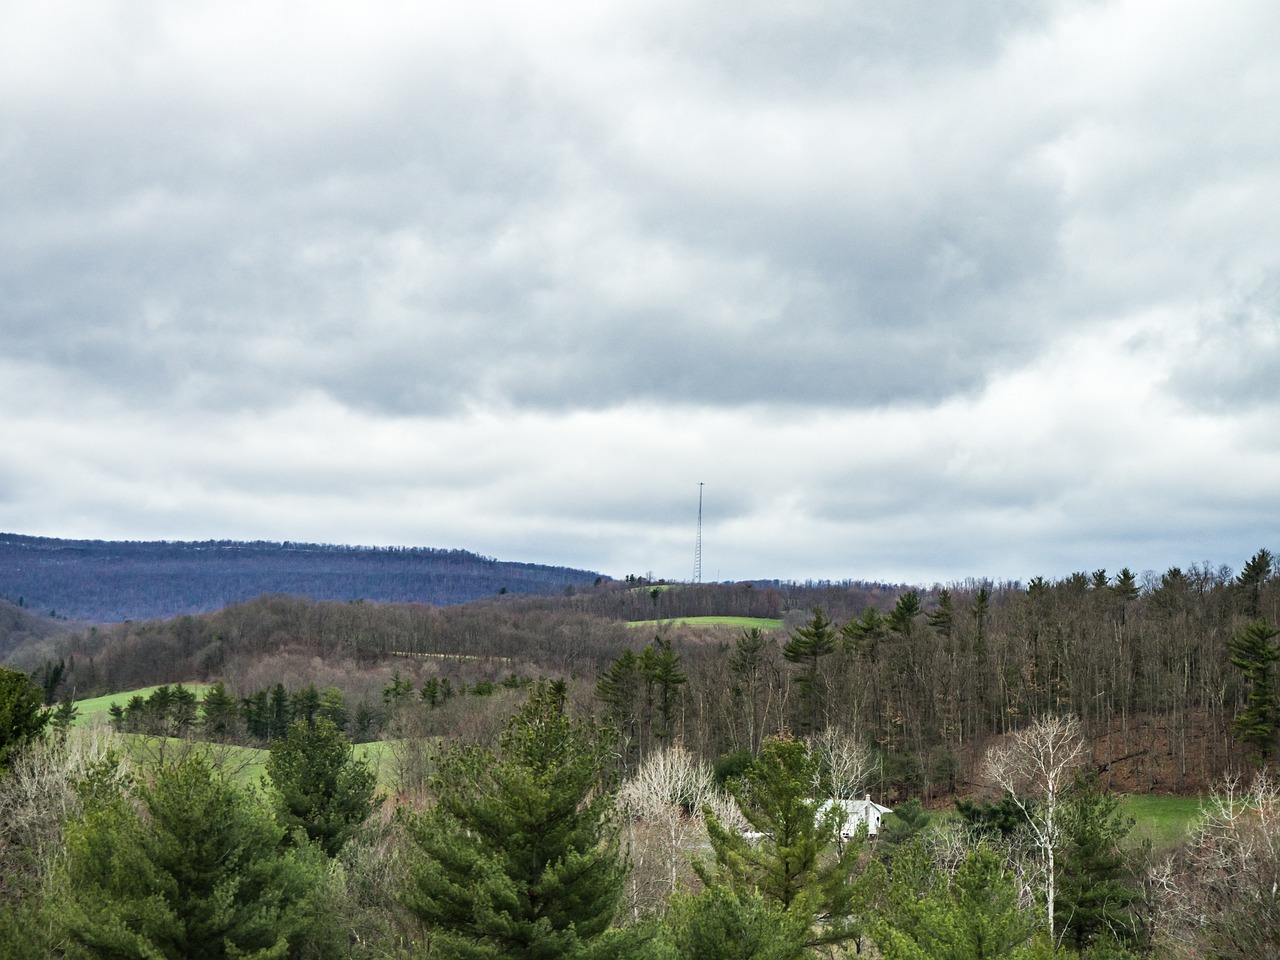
[1153,771,1280,959]
[807,726,877,800]
[0,726,127,904]
[983,713,1088,946]
[617,745,722,917]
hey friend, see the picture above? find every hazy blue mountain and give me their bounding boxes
[0,534,603,622]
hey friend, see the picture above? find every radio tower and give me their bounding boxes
[694,482,704,584]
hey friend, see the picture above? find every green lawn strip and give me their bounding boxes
[112,734,269,787]
[71,684,214,727]
[625,616,783,630]
[110,732,399,792]
[352,739,397,791]
[1118,794,1203,850]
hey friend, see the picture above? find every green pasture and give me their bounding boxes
[626,616,784,630]
[1118,793,1203,850]
[112,735,271,787]
[65,685,399,791]
[96,732,396,792]
[71,684,214,728]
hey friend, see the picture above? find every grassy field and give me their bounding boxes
[71,684,214,728]
[626,615,784,630]
[66,685,399,790]
[1118,793,1204,850]
[92,730,399,792]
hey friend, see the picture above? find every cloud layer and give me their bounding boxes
[2,0,1277,584]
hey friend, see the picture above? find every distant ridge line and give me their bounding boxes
[0,532,604,623]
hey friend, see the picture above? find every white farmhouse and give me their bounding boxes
[818,794,894,839]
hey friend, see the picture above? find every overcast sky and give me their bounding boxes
[2,0,1278,586]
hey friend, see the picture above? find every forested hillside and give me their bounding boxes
[9,549,1277,799]
[0,600,72,663]
[3,551,1279,959]
[0,533,603,621]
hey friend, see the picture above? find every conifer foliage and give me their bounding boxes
[265,716,378,857]
[782,610,838,733]
[0,668,48,773]
[404,681,632,960]
[1228,619,1280,762]
[57,754,322,959]
[698,734,867,952]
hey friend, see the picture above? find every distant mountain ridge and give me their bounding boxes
[0,533,604,623]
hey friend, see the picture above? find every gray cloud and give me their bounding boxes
[1162,279,1280,414]
[2,0,1278,583]
[0,0,1081,418]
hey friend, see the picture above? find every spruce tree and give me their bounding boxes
[266,716,378,857]
[58,754,322,959]
[698,734,867,951]
[404,681,632,960]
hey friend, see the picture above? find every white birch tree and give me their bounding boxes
[807,726,877,800]
[618,745,731,916]
[983,713,1088,947]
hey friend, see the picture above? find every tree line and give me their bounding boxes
[6,549,1279,798]
[3,665,1273,958]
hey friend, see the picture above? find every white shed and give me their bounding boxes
[818,794,894,838]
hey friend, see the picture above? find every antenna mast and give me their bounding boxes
[694,482,704,584]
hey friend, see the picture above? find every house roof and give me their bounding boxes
[819,796,894,817]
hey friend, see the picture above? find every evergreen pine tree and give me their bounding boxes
[783,610,837,734]
[404,681,632,960]
[1229,619,1280,762]
[888,592,922,636]
[872,842,1037,960]
[317,687,349,731]
[240,690,269,740]
[597,648,643,761]
[58,754,323,959]
[268,684,292,739]
[1055,775,1145,953]
[926,590,955,641]
[199,682,239,741]
[170,684,198,735]
[655,886,807,960]
[266,717,379,857]
[290,684,322,725]
[1238,548,1275,619]
[641,637,686,743]
[698,734,867,951]
[0,668,49,773]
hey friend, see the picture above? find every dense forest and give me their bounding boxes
[1,548,1279,958]
[0,533,604,621]
[4,548,1277,798]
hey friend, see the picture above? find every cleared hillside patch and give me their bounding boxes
[71,684,213,728]
[1118,793,1203,850]
[626,616,783,630]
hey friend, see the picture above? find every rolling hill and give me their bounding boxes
[0,533,604,622]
